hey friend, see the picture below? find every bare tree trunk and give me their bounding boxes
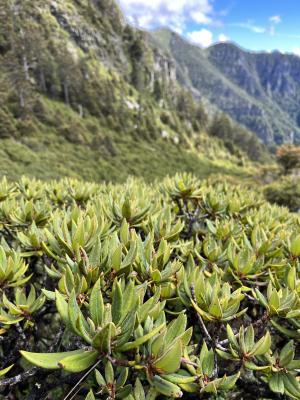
[39,69,46,92]
[19,89,25,108]
[22,53,30,81]
[63,81,70,105]
[78,104,83,117]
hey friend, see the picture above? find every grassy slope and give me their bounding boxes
[0,98,253,183]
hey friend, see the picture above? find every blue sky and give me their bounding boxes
[118,0,300,54]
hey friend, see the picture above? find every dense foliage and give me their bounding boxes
[264,177,300,212]
[208,113,266,161]
[276,146,300,175]
[0,174,299,399]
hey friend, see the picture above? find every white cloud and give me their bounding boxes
[187,29,213,47]
[292,47,300,56]
[118,0,214,32]
[218,33,230,42]
[190,11,212,25]
[269,15,281,24]
[267,15,281,37]
[269,26,276,36]
[231,22,266,34]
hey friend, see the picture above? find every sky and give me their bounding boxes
[117,0,300,54]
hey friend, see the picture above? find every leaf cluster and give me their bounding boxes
[0,174,299,399]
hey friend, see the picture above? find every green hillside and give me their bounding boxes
[0,0,267,182]
[0,96,252,182]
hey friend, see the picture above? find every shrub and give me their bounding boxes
[0,108,17,138]
[276,145,300,174]
[0,174,299,399]
[264,176,300,211]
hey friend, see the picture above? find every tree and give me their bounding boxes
[195,102,208,130]
[276,144,300,174]
[0,107,17,138]
[0,0,39,114]
[176,89,196,122]
[129,35,146,91]
[209,113,232,140]
[153,79,163,102]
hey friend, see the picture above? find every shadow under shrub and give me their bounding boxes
[264,176,300,212]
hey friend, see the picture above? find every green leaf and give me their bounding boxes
[85,390,95,400]
[116,367,128,388]
[55,290,69,326]
[216,349,233,361]
[59,350,99,372]
[105,361,114,384]
[68,289,81,335]
[153,339,182,374]
[226,324,238,349]
[121,240,137,269]
[269,373,285,394]
[244,325,255,353]
[254,289,269,310]
[291,234,300,257]
[89,279,104,327]
[117,323,165,351]
[0,364,13,377]
[249,331,271,356]
[271,319,300,339]
[164,314,187,345]
[92,322,116,354]
[20,349,86,370]
[219,373,240,390]
[112,280,123,325]
[95,369,106,386]
[282,373,300,399]
[279,341,295,367]
[244,361,270,371]
[134,378,146,400]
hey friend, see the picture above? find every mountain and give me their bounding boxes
[151,28,300,145]
[0,0,267,182]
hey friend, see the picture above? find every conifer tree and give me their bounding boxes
[0,0,36,114]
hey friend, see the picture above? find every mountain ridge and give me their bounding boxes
[151,27,300,145]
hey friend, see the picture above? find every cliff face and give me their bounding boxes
[0,0,179,111]
[152,29,300,145]
[207,44,300,144]
[153,50,176,84]
[48,0,179,88]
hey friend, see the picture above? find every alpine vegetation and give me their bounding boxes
[0,174,299,399]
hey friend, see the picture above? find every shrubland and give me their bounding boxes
[0,174,299,399]
[263,145,300,212]
[264,177,300,212]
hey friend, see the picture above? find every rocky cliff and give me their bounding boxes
[152,29,300,145]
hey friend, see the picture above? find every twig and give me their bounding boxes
[181,358,198,368]
[63,358,102,400]
[244,293,257,302]
[0,367,39,387]
[190,285,213,343]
